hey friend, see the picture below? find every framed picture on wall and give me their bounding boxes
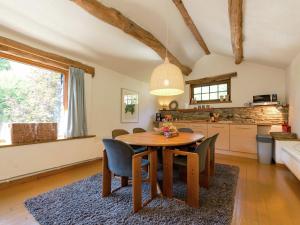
[121,88,139,123]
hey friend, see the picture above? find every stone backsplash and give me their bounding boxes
[160,106,288,124]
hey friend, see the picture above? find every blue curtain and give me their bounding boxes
[66,67,87,137]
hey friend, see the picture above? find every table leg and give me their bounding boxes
[102,150,111,197]
[149,149,158,198]
[132,156,142,212]
[187,153,199,208]
[163,149,173,198]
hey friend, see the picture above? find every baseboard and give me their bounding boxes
[216,149,258,159]
[275,163,288,169]
[0,157,102,190]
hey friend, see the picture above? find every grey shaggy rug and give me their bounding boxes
[25,164,239,225]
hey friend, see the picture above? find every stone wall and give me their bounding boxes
[160,106,288,124]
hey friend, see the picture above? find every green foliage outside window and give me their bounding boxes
[0,58,63,123]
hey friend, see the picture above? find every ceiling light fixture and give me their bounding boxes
[149,3,184,96]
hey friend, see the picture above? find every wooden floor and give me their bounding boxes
[0,155,300,225]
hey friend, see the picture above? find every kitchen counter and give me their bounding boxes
[155,120,279,126]
[270,132,298,140]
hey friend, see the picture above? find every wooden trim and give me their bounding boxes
[0,158,101,190]
[185,72,237,85]
[228,0,243,64]
[0,36,95,76]
[0,52,67,74]
[71,0,191,75]
[172,0,210,55]
[0,135,96,149]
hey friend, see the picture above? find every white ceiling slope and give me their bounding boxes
[1,0,300,82]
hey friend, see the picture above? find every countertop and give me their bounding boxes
[154,120,279,126]
[270,132,298,140]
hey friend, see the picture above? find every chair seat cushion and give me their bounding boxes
[132,146,147,153]
[141,159,149,167]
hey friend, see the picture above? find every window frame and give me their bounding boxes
[0,52,69,110]
[190,79,231,104]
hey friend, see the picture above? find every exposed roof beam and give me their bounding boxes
[71,0,192,75]
[172,0,210,55]
[228,0,243,64]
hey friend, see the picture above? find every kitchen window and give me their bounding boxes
[190,80,231,104]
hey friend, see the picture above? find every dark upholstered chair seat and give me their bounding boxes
[173,155,188,167]
[112,129,147,153]
[133,146,147,153]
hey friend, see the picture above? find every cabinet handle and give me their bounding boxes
[212,126,224,128]
[236,127,251,129]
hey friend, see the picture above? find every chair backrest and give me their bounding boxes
[209,133,219,160]
[133,127,146,133]
[102,139,134,177]
[193,137,212,172]
[178,127,194,133]
[112,129,129,139]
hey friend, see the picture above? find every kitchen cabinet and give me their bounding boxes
[158,121,257,158]
[230,125,257,154]
[172,122,208,137]
[207,124,230,151]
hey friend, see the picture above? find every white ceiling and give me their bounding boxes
[1,0,300,81]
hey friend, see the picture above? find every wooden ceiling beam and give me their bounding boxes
[71,0,192,75]
[172,0,210,55]
[185,72,237,85]
[228,0,243,64]
[0,36,95,76]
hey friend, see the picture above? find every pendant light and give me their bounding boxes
[150,3,184,96]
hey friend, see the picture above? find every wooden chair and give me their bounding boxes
[112,129,147,153]
[133,127,146,133]
[177,127,195,151]
[102,139,157,212]
[209,133,219,176]
[112,129,129,139]
[163,137,212,208]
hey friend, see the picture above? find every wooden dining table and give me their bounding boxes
[116,131,205,208]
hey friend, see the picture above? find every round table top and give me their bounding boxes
[115,132,205,147]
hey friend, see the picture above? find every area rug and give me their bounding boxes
[25,164,239,225]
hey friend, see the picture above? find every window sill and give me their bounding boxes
[0,135,96,149]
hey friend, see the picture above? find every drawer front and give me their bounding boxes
[208,124,230,151]
[230,125,257,154]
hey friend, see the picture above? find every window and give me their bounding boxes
[191,80,231,104]
[0,57,68,143]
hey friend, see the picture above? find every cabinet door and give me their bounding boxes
[208,124,230,151]
[230,125,257,153]
[190,123,208,137]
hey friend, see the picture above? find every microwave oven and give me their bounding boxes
[253,94,277,105]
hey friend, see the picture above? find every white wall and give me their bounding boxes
[159,54,286,108]
[0,137,99,181]
[88,64,157,156]
[286,53,300,135]
[0,34,157,181]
